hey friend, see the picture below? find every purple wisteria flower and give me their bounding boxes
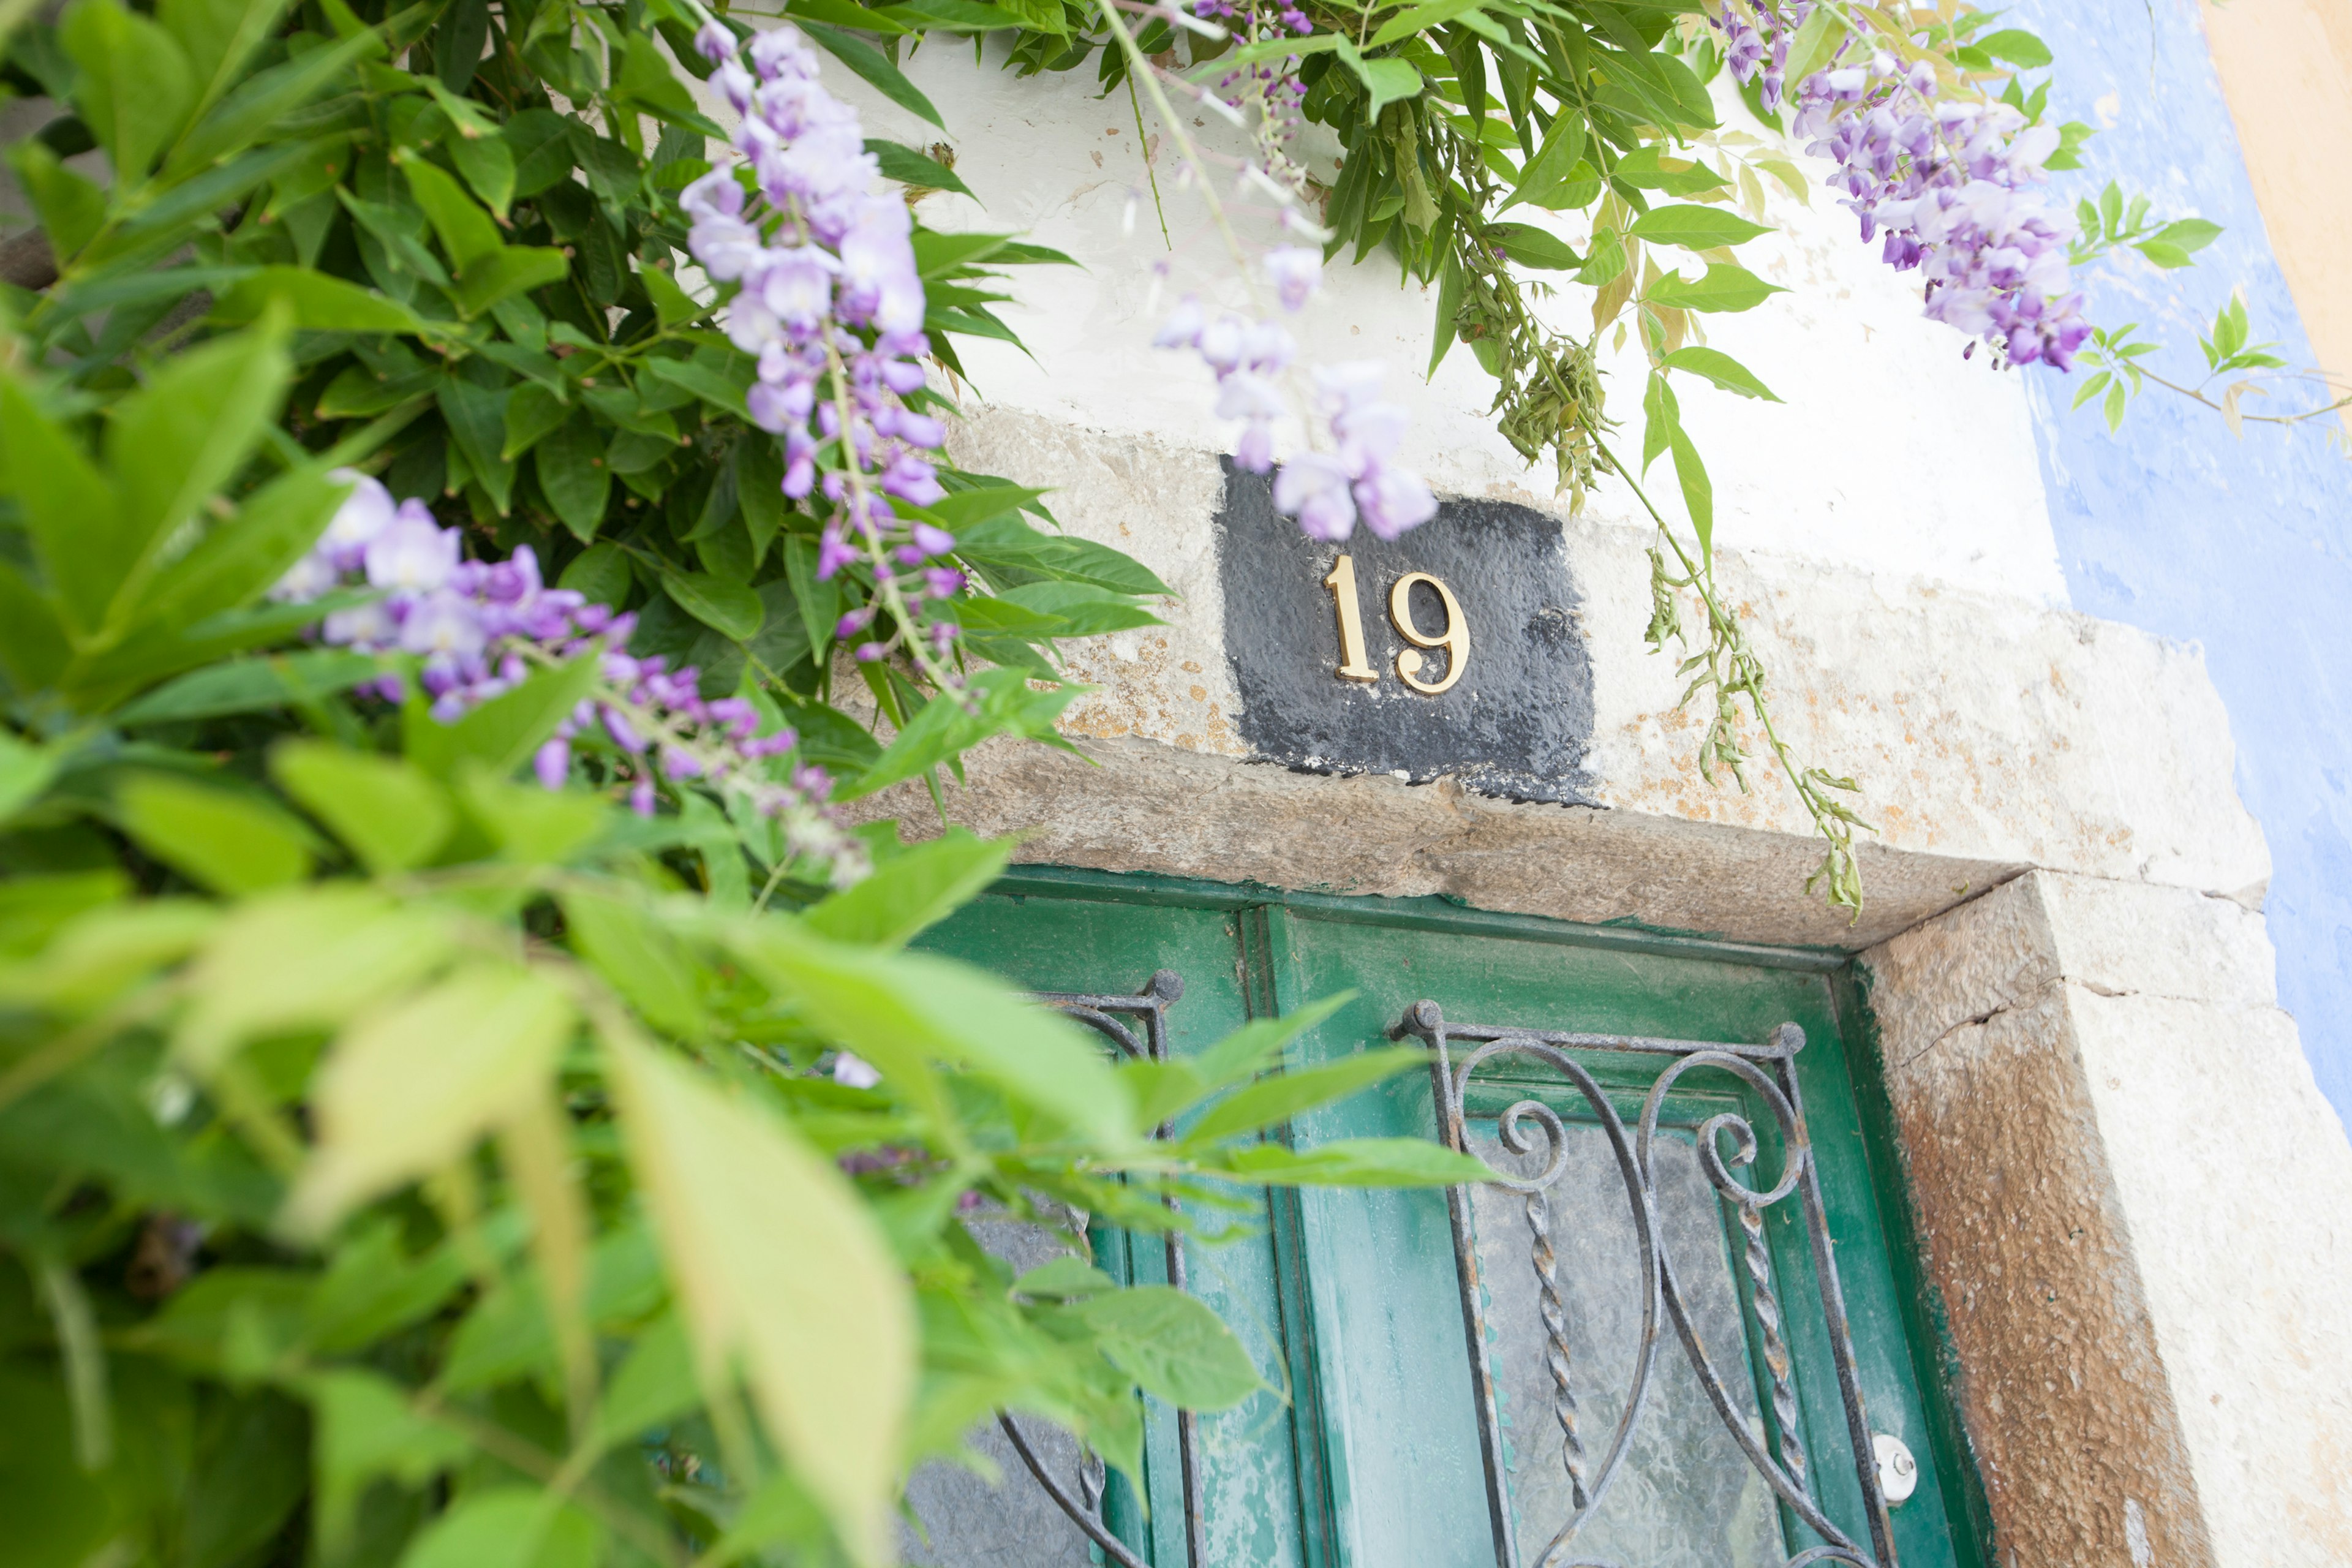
[683,19,963,672]
[1155,245,1438,542]
[1713,4,2090,371]
[273,472,865,883]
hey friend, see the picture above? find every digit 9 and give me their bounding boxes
[1387,572,1469,695]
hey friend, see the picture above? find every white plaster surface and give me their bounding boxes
[821,45,2068,604]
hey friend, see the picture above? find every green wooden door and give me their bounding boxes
[914,869,1986,1568]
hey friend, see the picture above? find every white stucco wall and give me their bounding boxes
[829,45,2068,606]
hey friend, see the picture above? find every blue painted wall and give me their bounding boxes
[1999,0,2352,1123]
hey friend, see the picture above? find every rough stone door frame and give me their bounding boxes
[1863,870,2352,1568]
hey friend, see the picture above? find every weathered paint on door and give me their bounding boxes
[918,868,1985,1568]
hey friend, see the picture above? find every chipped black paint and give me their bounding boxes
[1214,461,1599,804]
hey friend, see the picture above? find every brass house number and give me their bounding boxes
[1321,554,1470,695]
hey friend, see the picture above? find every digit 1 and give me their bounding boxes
[1322,554,1380,683]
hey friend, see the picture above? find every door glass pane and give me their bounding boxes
[900,1213,1098,1568]
[1469,1117,1782,1568]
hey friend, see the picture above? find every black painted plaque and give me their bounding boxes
[1215,462,1598,804]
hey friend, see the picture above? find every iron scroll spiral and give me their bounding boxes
[1400,1001,1898,1568]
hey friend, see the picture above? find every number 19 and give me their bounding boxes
[1321,554,1470,695]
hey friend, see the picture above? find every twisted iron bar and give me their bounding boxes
[1522,1152,1591,1508]
[1396,1003,1901,1568]
[1738,1196,1807,1494]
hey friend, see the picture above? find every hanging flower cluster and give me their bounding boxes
[1196,0,1313,187]
[1716,5,2090,371]
[1155,249,1439,541]
[273,473,864,881]
[684,20,965,671]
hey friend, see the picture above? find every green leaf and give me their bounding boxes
[607,1030,914,1568]
[102,323,292,627]
[2133,239,2195,270]
[172,887,454,1074]
[615,32,706,124]
[560,887,703,1039]
[306,1368,471,1549]
[448,124,516,219]
[1780,4,1849,89]
[1365,0,1487,49]
[407,653,600,782]
[0,375,121,634]
[1186,1046,1428,1142]
[400,153,500,271]
[1645,263,1784,314]
[844,666,1075,799]
[1669,424,1714,560]
[865,138,973,198]
[954,514,1171,596]
[210,267,430,333]
[662,569,764,641]
[396,1486,603,1568]
[116,772,312,895]
[454,244,568,317]
[1973,28,2051,67]
[1011,1256,1115,1299]
[556,540,632,607]
[61,0,195,181]
[1428,251,1464,377]
[502,382,571,461]
[801,21,944,129]
[9,140,105,262]
[1489,221,1580,271]
[801,830,1012,948]
[1329,36,1420,118]
[726,920,1137,1148]
[590,1313,699,1448]
[437,376,513,513]
[0,733,59,827]
[111,648,390,724]
[284,963,575,1234]
[1627,202,1772,251]
[2153,217,2222,255]
[270,741,455,874]
[159,0,288,118]
[453,766,608,865]
[641,264,703,328]
[506,108,574,197]
[1500,112,1585,213]
[118,462,343,637]
[172,28,381,173]
[1641,370,1675,477]
[1660,345,1780,401]
[536,417,611,541]
[1218,1137,1494,1185]
[639,352,750,418]
[994,581,1161,636]
[1077,1286,1263,1411]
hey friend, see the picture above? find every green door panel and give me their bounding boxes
[921,889,1311,1568]
[1265,902,1970,1568]
[912,872,1985,1568]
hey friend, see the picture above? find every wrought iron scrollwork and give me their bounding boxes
[995,970,1203,1568]
[1392,1000,1897,1568]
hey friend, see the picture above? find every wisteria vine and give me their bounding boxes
[1716,2,2090,371]
[684,17,968,689]
[273,473,867,884]
[1107,0,1439,543]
